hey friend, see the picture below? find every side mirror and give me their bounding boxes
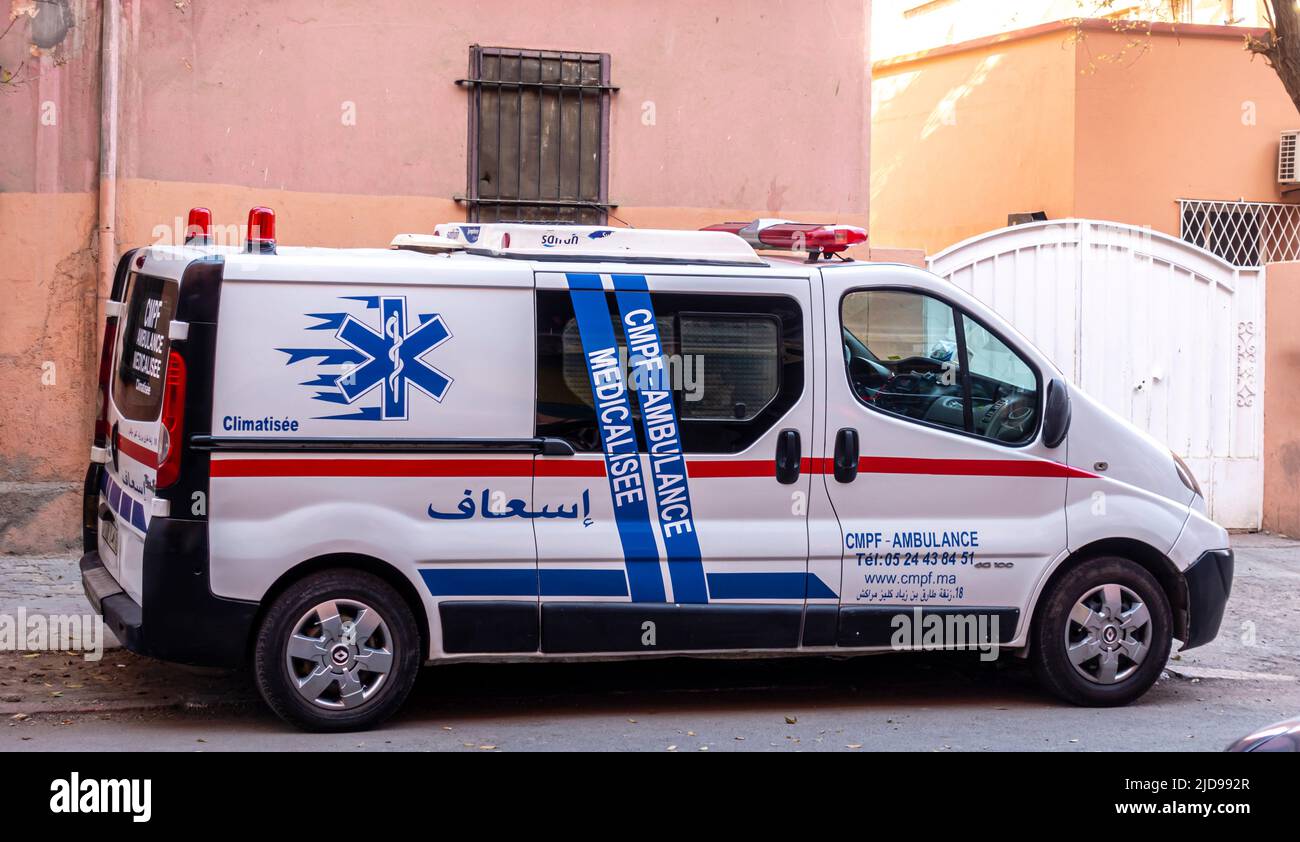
[1042,378,1071,449]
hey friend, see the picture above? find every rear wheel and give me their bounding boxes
[254,569,420,731]
[1031,556,1172,706]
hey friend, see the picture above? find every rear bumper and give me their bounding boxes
[79,517,259,668]
[81,551,146,653]
[1180,548,1234,651]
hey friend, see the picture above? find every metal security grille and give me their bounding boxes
[1279,131,1299,182]
[459,46,615,224]
[1179,199,1300,267]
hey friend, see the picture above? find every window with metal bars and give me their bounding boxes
[458,46,615,224]
[1179,199,1300,267]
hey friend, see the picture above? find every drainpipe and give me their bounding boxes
[97,0,120,303]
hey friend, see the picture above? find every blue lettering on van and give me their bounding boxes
[277,296,453,421]
[566,273,666,603]
[612,274,708,604]
[429,488,592,524]
[542,232,581,248]
[222,415,300,432]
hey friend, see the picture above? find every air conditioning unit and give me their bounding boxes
[1280,130,1300,184]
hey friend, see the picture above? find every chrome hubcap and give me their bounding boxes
[285,599,394,710]
[1065,583,1151,685]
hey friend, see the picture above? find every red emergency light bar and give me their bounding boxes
[184,207,212,244]
[702,219,867,258]
[245,206,277,254]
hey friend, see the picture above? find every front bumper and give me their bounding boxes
[1180,548,1234,651]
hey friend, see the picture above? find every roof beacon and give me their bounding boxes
[184,207,213,245]
[702,219,867,260]
[245,207,277,255]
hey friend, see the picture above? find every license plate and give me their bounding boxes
[101,518,119,557]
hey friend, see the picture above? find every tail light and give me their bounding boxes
[155,350,187,489]
[94,317,118,447]
[245,206,276,254]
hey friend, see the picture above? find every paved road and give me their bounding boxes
[2,533,1297,751]
[5,653,1298,751]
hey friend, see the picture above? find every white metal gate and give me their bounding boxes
[928,219,1263,529]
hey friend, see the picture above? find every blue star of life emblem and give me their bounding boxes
[278,296,453,421]
[335,296,453,420]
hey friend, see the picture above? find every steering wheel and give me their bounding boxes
[984,394,1036,442]
[893,355,949,374]
[848,355,891,397]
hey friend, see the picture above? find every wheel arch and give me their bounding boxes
[246,553,431,663]
[1028,538,1188,645]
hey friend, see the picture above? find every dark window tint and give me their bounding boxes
[537,290,802,453]
[464,46,612,224]
[840,289,1040,445]
[841,290,966,435]
[679,315,779,421]
[112,273,178,422]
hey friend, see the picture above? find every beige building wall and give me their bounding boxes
[873,0,1265,62]
[871,26,1078,255]
[1073,25,1298,236]
[872,20,1300,255]
[1264,260,1300,536]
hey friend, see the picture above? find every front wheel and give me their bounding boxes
[1031,557,1172,706]
[254,569,421,731]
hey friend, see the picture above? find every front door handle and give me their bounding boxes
[775,428,801,484]
[834,427,859,483]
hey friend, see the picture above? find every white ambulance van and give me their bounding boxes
[81,208,1233,731]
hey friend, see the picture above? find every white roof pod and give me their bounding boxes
[391,222,766,265]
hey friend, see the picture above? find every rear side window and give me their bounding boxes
[678,315,780,421]
[537,290,802,453]
[112,273,178,422]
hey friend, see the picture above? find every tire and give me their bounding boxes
[254,569,421,731]
[1031,556,1172,706]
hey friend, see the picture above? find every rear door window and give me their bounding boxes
[112,272,178,422]
[536,290,802,453]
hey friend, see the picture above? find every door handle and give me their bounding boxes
[834,427,859,483]
[775,428,801,485]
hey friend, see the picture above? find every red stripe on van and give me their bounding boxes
[208,455,1094,480]
[115,434,158,469]
[856,456,1096,479]
[534,459,607,477]
[684,459,776,478]
[683,457,1091,479]
[210,458,537,478]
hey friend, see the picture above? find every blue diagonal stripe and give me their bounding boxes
[612,273,708,603]
[566,273,665,603]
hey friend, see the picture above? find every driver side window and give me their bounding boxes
[841,290,966,436]
[840,289,1040,445]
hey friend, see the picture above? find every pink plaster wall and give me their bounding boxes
[119,0,870,214]
[1,0,875,553]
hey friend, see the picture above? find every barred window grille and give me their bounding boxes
[1179,199,1300,267]
[458,46,616,224]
